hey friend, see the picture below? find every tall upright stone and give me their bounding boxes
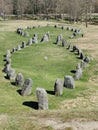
[32,36,38,44]
[15,73,24,86]
[41,34,49,42]
[73,68,82,80]
[21,41,26,48]
[3,63,11,73]
[81,60,87,69]
[46,31,50,41]
[7,68,16,80]
[56,35,61,45]
[62,39,66,47]
[84,56,90,63]
[24,32,29,37]
[54,79,63,96]
[80,51,85,59]
[11,48,16,53]
[21,78,33,96]
[16,45,21,51]
[64,76,75,89]
[36,88,48,110]
[6,57,11,64]
[6,50,11,58]
[27,38,32,45]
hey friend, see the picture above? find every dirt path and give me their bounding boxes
[38,118,98,130]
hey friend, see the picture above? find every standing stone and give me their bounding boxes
[16,45,21,51]
[21,41,26,48]
[21,78,33,96]
[68,44,73,51]
[41,34,49,42]
[15,73,24,86]
[64,76,75,89]
[6,57,11,64]
[73,68,82,80]
[76,63,81,70]
[17,28,23,34]
[24,32,29,37]
[11,48,16,53]
[84,56,90,63]
[62,39,66,47]
[7,68,16,80]
[27,38,32,45]
[32,36,38,44]
[56,35,61,45]
[61,26,65,30]
[46,31,50,41]
[6,50,11,58]
[34,34,38,39]
[54,25,58,28]
[54,79,63,96]
[80,51,85,59]
[36,88,48,110]
[21,31,25,36]
[81,60,87,69]
[3,63,11,73]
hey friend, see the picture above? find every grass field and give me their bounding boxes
[0,20,98,130]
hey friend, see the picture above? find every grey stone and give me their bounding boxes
[27,38,32,45]
[15,73,24,86]
[73,68,82,80]
[66,27,71,30]
[68,44,73,51]
[56,35,61,45]
[21,41,26,48]
[3,63,11,73]
[21,31,25,36]
[7,68,16,80]
[59,34,63,40]
[6,57,11,64]
[21,78,33,96]
[61,26,65,30]
[34,34,38,39]
[32,36,38,44]
[41,34,49,42]
[72,45,78,52]
[56,34,63,45]
[16,45,21,51]
[62,39,66,47]
[80,51,85,59]
[6,50,11,58]
[17,28,23,34]
[76,63,81,70]
[84,56,90,63]
[11,48,16,53]
[77,48,82,55]
[24,32,29,37]
[36,88,48,110]
[64,76,75,89]
[54,25,58,28]
[46,31,50,41]
[70,34,74,39]
[81,60,87,69]
[54,78,63,96]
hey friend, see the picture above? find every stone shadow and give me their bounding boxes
[46,90,55,95]
[17,89,21,95]
[70,70,76,74]
[23,101,38,110]
[11,82,16,86]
